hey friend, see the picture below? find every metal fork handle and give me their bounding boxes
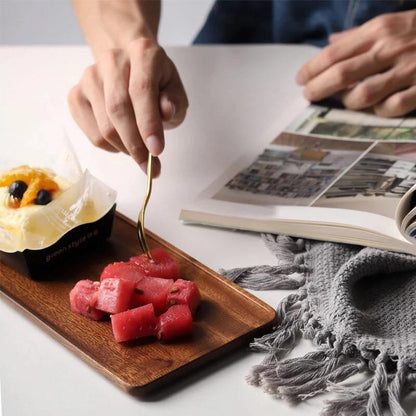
[137,152,154,260]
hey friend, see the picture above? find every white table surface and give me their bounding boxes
[0,44,338,416]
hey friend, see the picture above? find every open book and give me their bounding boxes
[180,104,416,255]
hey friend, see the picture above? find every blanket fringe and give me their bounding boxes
[251,345,415,415]
[388,359,408,416]
[322,378,374,416]
[248,342,366,403]
[220,234,416,416]
[322,358,414,416]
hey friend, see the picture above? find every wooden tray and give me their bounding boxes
[0,213,276,395]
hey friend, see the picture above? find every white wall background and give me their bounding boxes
[0,0,214,46]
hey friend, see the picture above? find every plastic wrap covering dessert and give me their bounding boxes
[0,165,117,253]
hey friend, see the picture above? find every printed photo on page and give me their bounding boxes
[313,142,416,218]
[213,132,370,206]
[286,105,413,141]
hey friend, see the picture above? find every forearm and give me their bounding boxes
[72,0,161,58]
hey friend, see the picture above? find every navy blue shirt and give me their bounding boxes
[194,0,416,46]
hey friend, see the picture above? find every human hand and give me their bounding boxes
[68,37,188,176]
[296,10,416,117]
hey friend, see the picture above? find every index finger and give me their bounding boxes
[328,26,358,44]
[128,40,165,157]
[99,50,157,174]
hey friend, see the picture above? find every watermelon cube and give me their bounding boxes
[166,279,201,315]
[96,278,136,314]
[111,304,158,343]
[100,261,144,284]
[133,276,174,315]
[157,305,193,342]
[69,279,105,321]
[129,248,180,279]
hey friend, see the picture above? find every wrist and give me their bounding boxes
[93,29,157,58]
[73,0,160,60]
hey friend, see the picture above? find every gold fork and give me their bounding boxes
[137,152,154,260]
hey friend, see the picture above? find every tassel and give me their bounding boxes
[324,378,377,415]
[248,342,366,403]
[249,319,302,355]
[219,263,306,290]
[246,364,270,387]
[275,290,307,325]
[276,350,329,377]
[246,291,309,390]
[220,234,309,291]
[388,359,408,416]
[278,358,364,402]
[303,317,321,339]
[367,354,388,416]
[249,312,303,357]
[261,234,305,264]
[323,360,413,416]
[250,290,307,355]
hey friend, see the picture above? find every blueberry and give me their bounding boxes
[35,189,52,205]
[8,180,28,199]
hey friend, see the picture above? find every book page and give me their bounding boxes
[181,103,416,251]
[213,105,416,219]
[213,132,371,207]
[395,182,416,242]
[313,142,416,218]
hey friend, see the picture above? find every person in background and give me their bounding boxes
[68,0,416,175]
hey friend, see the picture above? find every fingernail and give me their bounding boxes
[146,134,161,155]
[296,71,305,86]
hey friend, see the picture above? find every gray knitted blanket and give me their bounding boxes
[221,235,416,416]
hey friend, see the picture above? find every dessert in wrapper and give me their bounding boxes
[0,166,117,279]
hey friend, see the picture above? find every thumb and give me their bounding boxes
[160,94,176,123]
[159,80,189,130]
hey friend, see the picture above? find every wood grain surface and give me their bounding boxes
[0,213,276,395]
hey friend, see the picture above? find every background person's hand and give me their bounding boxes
[68,37,188,176]
[296,10,416,117]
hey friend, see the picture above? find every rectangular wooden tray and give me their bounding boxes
[0,212,276,395]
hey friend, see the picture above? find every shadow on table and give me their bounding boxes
[131,346,252,401]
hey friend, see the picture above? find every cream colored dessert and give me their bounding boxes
[0,166,117,252]
[0,166,73,243]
